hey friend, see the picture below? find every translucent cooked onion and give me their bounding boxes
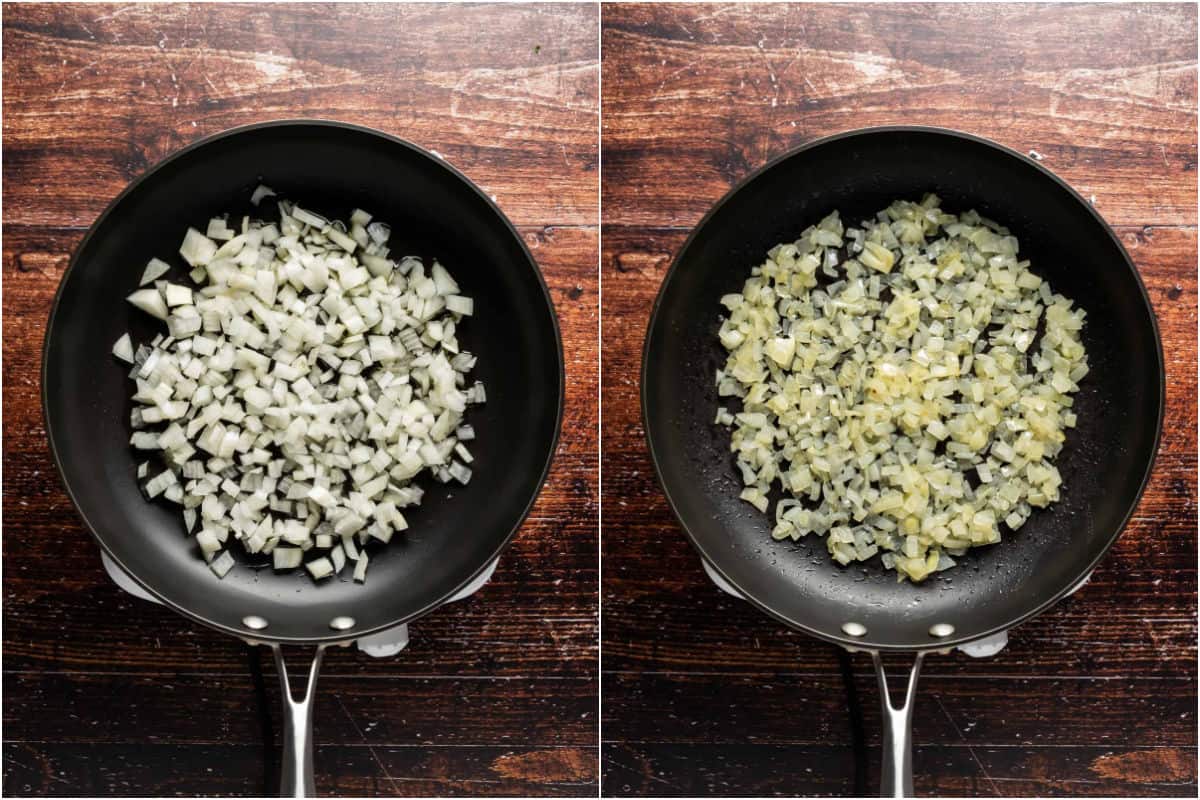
[714,195,1088,582]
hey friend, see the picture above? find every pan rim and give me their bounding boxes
[639,124,1166,652]
[42,118,566,645]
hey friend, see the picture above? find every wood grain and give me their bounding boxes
[2,3,598,797]
[600,3,1197,797]
[3,671,598,747]
[601,2,1197,229]
[603,744,1198,798]
[4,743,597,798]
[3,3,598,228]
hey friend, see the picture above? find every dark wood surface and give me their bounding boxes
[2,3,598,797]
[600,3,1197,797]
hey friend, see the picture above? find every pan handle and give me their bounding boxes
[271,644,327,798]
[871,651,925,798]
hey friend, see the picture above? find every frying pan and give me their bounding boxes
[642,127,1164,796]
[43,120,564,796]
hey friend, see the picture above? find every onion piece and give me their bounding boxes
[210,550,235,577]
[273,547,303,570]
[306,557,334,580]
[366,221,390,245]
[179,228,217,267]
[446,295,474,316]
[127,288,168,320]
[140,258,171,286]
[164,283,193,307]
[291,207,328,228]
[250,184,276,206]
[112,333,135,363]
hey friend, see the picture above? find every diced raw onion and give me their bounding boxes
[116,190,481,584]
[210,550,235,577]
[112,333,134,363]
[445,295,474,316]
[140,258,171,286]
[274,547,303,570]
[250,184,276,206]
[126,288,168,320]
[179,228,217,266]
[306,557,334,580]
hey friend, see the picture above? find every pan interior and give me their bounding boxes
[44,122,562,642]
[644,129,1162,650]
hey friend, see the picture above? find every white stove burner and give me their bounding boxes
[100,550,499,658]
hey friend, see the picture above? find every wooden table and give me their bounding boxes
[601,3,1197,796]
[2,4,598,796]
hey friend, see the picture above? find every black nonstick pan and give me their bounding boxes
[642,127,1163,796]
[43,120,564,796]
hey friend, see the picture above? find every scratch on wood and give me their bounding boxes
[52,59,102,100]
[92,4,140,24]
[333,694,401,793]
[933,693,1002,797]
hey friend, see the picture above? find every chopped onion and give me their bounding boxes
[164,283,192,307]
[290,206,328,228]
[366,221,390,245]
[210,550,235,577]
[306,557,334,580]
[179,228,217,267]
[140,258,171,286]
[250,184,276,206]
[715,195,1088,582]
[445,295,474,316]
[117,193,481,583]
[273,547,303,570]
[112,333,134,363]
[126,288,168,320]
[206,217,234,241]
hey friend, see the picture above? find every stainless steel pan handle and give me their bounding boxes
[872,651,925,798]
[271,644,327,798]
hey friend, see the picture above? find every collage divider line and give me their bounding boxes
[595,3,604,795]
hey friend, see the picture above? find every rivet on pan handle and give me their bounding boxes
[872,651,925,798]
[271,644,326,798]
